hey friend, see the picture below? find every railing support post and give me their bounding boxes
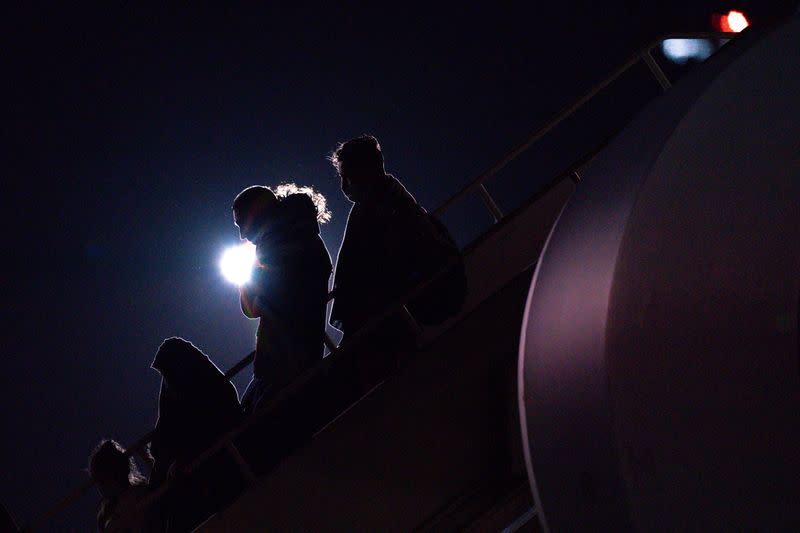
[478,183,504,223]
[224,440,257,484]
[642,49,672,91]
[400,305,423,338]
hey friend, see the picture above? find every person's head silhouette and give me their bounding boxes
[232,186,280,242]
[88,440,145,499]
[329,135,386,203]
[233,184,331,243]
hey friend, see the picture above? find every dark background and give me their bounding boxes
[2,2,795,530]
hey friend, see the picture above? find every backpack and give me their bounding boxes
[407,214,468,325]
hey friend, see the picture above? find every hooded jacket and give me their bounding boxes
[149,337,241,486]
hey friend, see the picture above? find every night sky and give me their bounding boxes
[2,2,794,530]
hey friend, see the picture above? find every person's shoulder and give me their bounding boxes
[115,485,150,508]
[129,484,151,497]
[386,174,426,212]
[103,486,154,532]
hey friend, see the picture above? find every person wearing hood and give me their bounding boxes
[149,337,241,485]
[149,337,243,531]
[233,184,332,414]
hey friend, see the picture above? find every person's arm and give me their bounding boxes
[96,500,109,533]
[239,284,261,318]
[240,259,272,318]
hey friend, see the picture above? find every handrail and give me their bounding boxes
[23,30,739,532]
[431,31,737,218]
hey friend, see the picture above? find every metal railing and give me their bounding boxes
[24,31,738,532]
[430,31,736,220]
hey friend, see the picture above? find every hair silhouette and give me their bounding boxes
[89,439,146,488]
[233,184,331,223]
[328,134,384,172]
[271,182,331,223]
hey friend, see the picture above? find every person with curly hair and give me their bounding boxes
[88,439,157,532]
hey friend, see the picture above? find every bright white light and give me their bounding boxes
[725,11,749,33]
[219,242,256,286]
[662,38,714,64]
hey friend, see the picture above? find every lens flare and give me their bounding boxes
[220,242,256,286]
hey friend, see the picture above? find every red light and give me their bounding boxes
[714,10,750,33]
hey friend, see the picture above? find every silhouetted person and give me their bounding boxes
[233,184,332,414]
[329,135,452,384]
[149,337,243,531]
[89,439,158,533]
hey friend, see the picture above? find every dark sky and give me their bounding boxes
[2,2,794,530]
